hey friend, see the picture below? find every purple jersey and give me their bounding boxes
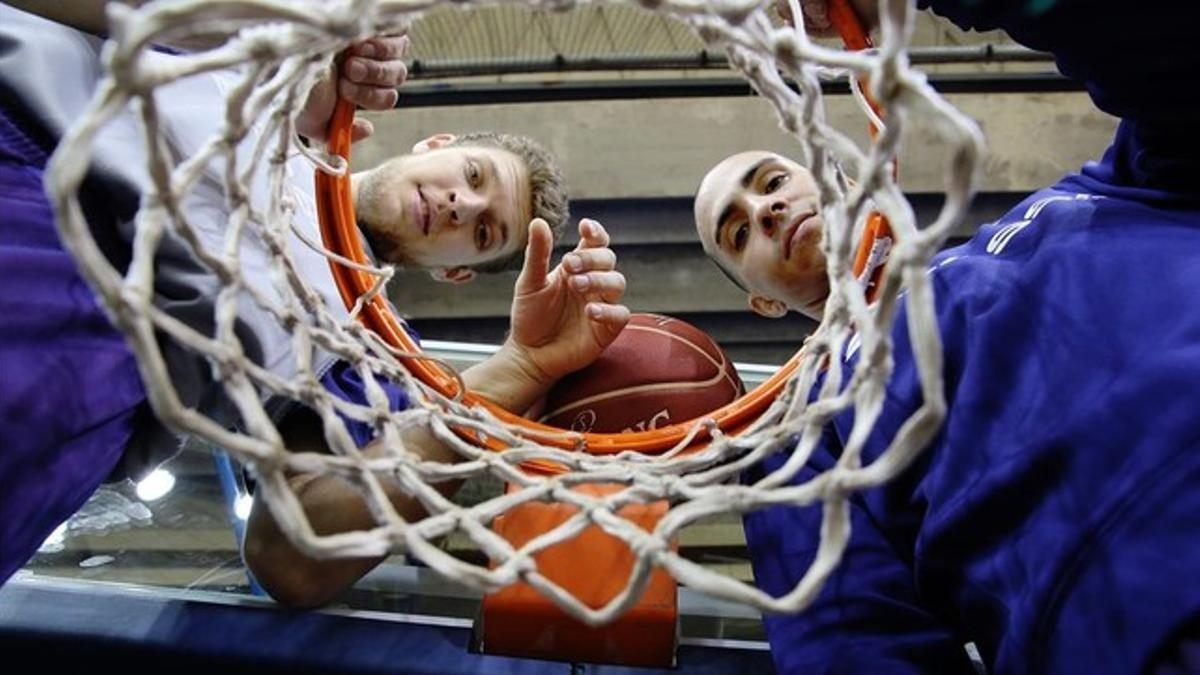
[0,103,145,584]
[0,8,413,584]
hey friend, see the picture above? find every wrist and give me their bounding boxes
[463,340,554,413]
[496,339,555,396]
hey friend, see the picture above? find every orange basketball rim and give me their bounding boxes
[314,0,890,465]
[314,1,891,665]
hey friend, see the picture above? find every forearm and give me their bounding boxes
[244,470,391,608]
[1,1,133,33]
[244,412,464,607]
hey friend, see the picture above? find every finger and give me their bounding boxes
[561,247,616,274]
[351,34,410,61]
[343,56,409,89]
[350,118,375,143]
[338,80,400,110]
[574,218,610,250]
[568,270,625,298]
[595,271,627,305]
[587,302,631,327]
[515,219,553,295]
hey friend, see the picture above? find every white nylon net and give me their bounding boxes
[47,0,983,625]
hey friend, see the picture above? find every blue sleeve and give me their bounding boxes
[742,240,985,673]
[318,323,421,448]
[744,431,976,674]
[750,187,1200,673]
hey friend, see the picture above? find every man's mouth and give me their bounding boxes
[415,187,430,236]
[782,211,817,260]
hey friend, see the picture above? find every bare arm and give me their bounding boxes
[242,358,539,608]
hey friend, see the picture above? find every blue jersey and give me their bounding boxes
[744,149,1200,673]
[743,4,1200,672]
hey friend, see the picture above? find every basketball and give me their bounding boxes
[539,313,744,433]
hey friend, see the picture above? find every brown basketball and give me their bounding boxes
[539,313,745,433]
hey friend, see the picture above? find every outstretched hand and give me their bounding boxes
[506,218,630,389]
[295,32,411,144]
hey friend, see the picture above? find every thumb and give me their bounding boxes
[514,218,552,295]
[350,118,375,144]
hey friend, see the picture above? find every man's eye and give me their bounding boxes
[765,173,789,193]
[475,221,491,250]
[732,223,749,251]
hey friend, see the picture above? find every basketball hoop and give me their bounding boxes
[47,0,985,666]
[318,0,899,465]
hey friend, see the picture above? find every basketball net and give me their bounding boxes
[46,0,983,629]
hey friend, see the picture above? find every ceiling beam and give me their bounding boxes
[396,72,1080,108]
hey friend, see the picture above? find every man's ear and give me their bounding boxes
[430,266,476,284]
[412,133,457,154]
[749,295,788,319]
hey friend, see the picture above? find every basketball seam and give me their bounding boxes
[539,321,743,423]
[538,376,730,423]
[626,324,743,398]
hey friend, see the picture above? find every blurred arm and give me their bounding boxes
[0,1,140,34]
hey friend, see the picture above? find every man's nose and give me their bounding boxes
[446,190,485,227]
[753,197,788,234]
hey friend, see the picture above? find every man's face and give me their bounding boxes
[694,151,829,319]
[356,144,531,272]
